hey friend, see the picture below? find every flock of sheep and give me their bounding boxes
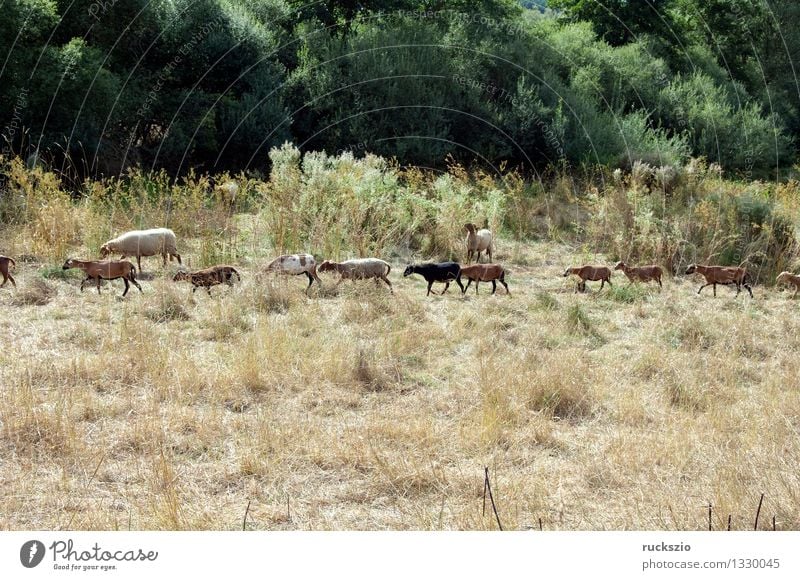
[1,223,800,299]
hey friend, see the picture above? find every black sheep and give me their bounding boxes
[403,262,465,296]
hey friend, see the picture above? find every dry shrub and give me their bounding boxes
[10,277,56,306]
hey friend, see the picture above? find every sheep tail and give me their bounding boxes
[385,263,392,276]
[8,257,16,268]
[232,268,241,282]
[130,264,137,277]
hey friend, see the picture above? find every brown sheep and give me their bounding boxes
[62,258,142,297]
[318,258,393,292]
[457,264,510,295]
[685,264,753,298]
[614,261,663,289]
[563,265,612,293]
[464,223,493,263]
[0,255,16,288]
[776,271,800,298]
[173,265,240,296]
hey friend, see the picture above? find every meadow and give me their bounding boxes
[1,149,799,530]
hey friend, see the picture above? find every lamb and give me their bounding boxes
[685,264,753,298]
[266,253,321,291]
[458,263,510,295]
[563,265,613,292]
[62,258,142,297]
[0,255,16,288]
[614,261,663,289]
[173,265,240,296]
[464,223,493,263]
[100,228,181,272]
[403,262,464,296]
[318,258,393,292]
[776,271,800,298]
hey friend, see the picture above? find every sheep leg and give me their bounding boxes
[305,271,315,290]
[137,255,142,273]
[207,287,213,297]
[381,276,393,293]
[192,286,198,294]
[463,279,472,294]
[488,248,492,263]
[442,282,450,294]
[175,253,182,265]
[499,279,510,295]
[794,287,798,299]
[491,280,497,295]
[162,253,168,266]
[744,284,754,298]
[426,281,435,296]
[697,283,710,295]
[80,277,88,292]
[476,251,482,264]
[657,277,662,290]
[455,277,465,293]
[131,277,143,293]
[96,277,102,295]
[122,278,130,297]
[713,283,716,297]
[599,279,605,290]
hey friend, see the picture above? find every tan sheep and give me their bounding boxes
[464,223,493,263]
[457,263,509,295]
[776,271,800,298]
[318,258,392,292]
[62,258,142,297]
[614,261,663,289]
[563,265,612,293]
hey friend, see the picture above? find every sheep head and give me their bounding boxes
[613,261,625,271]
[99,244,111,258]
[173,271,189,282]
[62,258,76,270]
[776,272,791,284]
[318,260,335,273]
[685,264,697,275]
[403,265,415,277]
[463,223,476,234]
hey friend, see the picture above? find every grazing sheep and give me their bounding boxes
[563,265,612,292]
[100,228,181,272]
[318,258,393,292]
[266,253,321,291]
[776,271,800,298]
[403,262,464,296]
[685,264,753,298]
[614,261,663,289]
[464,223,493,263]
[0,255,16,288]
[62,258,142,297]
[173,265,240,296]
[458,263,510,295]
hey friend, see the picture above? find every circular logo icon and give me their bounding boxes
[20,540,46,568]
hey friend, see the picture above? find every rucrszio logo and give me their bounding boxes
[20,540,46,568]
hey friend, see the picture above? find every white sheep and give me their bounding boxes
[464,223,493,263]
[100,228,181,272]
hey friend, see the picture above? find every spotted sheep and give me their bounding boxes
[173,265,241,296]
[62,258,143,297]
[0,255,16,288]
[265,253,321,292]
[685,264,753,298]
[318,258,393,292]
[563,265,612,292]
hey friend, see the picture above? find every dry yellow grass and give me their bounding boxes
[0,238,798,531]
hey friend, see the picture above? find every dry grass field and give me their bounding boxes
[1,232,798,531]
